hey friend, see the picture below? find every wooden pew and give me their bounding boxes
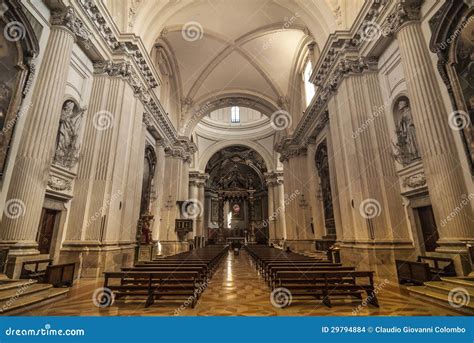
[267,265,352,287]
[417,256,456,277]
[103,271,201,308]
[273,270,378,307]
[45,262,75,287]
[20,259,52,281]
[102,245,228,307]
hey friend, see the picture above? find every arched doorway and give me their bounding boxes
[204,146,268,244]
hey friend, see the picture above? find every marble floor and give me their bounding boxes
[22,251,462,316]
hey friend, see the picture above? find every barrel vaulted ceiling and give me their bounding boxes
[104,0,365,131]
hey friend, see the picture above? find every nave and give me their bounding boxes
[22,248,461,317]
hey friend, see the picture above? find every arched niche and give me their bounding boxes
[0,0,39,177]
[52,99,85,169]
[391,96,421,166]
[430,0,473,172]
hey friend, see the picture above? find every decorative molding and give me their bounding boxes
[47,175,72,191]
[275,139,308,162]
[165,137,197,163]
[22,61,36,96]
[402,172,426,189]
[51,6,91,41]
[381,0,423,35]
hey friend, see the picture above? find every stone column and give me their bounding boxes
[280,146,315,251]
[159,151,192,254]
[385,0,473,251]
[0,8,89,257]
[276,177,287,240]
[196,180,206,243]
[265,174,276,243]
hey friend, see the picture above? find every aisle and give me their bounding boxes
[191,250,279,315]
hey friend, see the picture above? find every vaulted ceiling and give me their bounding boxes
[104,0,365,133]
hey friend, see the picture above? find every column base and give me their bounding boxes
[156,240,190,257]
[0,240,40,256]
[284,240,315,253]
[338,240,415,281]
[60,241,135,279]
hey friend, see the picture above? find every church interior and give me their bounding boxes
[0,0,473,317]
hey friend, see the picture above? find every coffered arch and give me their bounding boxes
[181,91,280,137]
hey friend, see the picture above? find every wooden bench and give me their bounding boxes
[45,262,75,287]
[103,271,202,308]
[274,270,378,307]
[20,259,52,281]
[102,245,228,308]
[396,256,456,285]
[267,265,352,287]
[417,256,456,277]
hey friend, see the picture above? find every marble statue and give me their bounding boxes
[53,101,83,169]
[393,99,420,165]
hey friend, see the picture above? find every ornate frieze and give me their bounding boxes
[402,172,426,189]
[51,7,91,41]
[78,0,158,88]
[165,137,197,163]
[47,176,72,191]
[275,139,308,162]
[278,0,398,149]
[382,0,423,35]
[94,61,131,78]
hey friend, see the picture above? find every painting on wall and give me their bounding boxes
[211,198,219,222]
[231,201,243,219]
[0,2,39,177]
[253,198,262,221]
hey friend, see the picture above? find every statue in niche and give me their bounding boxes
[53,100,84,169]
[393,98,420,166]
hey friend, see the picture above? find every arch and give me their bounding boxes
[181,91,281,137]
[197,140,275,172]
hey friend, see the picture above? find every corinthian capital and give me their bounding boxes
[51,6,91,41]
[382,0,423,35]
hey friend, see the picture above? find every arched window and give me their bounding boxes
[304,60,315,107]
[231,106,240,123]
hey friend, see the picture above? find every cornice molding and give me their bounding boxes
[281,0,423,150]
[51,6,91,41]
[381,0,423,35]
[164,137,197,163]
[63,0,197,152]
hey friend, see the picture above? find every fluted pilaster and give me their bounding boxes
[396,21,473,249]
[0,25,75,254]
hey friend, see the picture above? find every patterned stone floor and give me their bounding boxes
[23,251,462,316]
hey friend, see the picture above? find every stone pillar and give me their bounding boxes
[276,177,287,240]
[385,0,473,251]
[187,172,208,245]
[151,143,166,241]
[0,8,88,259]
[196,180,206,243]
[188,180,199,238]
[327,58,414,275]
[265,174,276,243]
[158,151,192,255]
[280,146,314,251]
